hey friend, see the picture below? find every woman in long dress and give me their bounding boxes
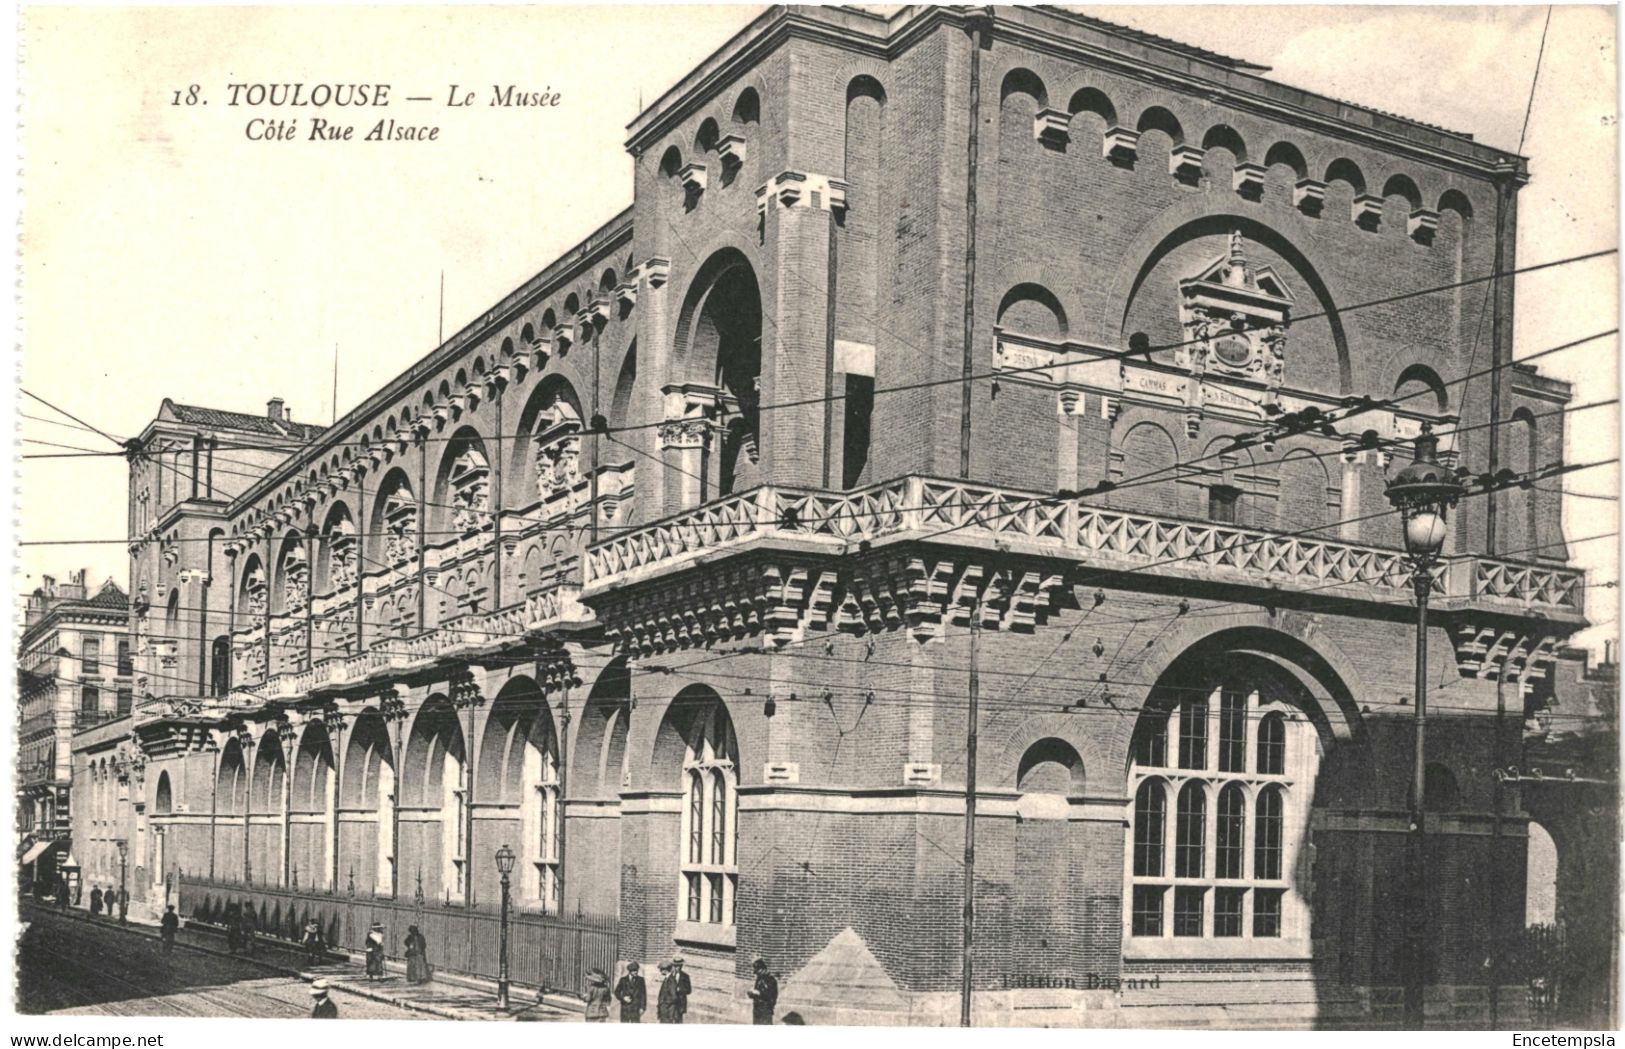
[404,925,431,984]
[364,922,387,980]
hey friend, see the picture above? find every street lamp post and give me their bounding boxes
[114,839,129,925]
[1385,423,1465,1030]
[494,844,516,1010]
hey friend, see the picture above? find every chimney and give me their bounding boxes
[41,574,56,598]
[267,397,285,423]
[62,569,86,600]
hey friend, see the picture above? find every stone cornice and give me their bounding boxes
[984,7,1522,180]
[625,5,1522,180]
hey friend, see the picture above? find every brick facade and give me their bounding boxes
[114,6,1606,1028]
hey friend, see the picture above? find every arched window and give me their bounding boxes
[210,636,231,697]
[536,746,560,910]
[1175,781,1206,879]
[154,770,173,814]
[1257,712,1286,775]
[678,703,737,927]
[1129,682,1313,943]
[1132,780,1166,877]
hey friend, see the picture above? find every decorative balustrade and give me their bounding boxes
[583,475,1586,620]
[1470,559,1583,611]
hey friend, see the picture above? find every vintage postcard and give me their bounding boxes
[10,2,1620,1037]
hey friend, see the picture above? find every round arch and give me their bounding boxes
[573,657,633,799]
[153,770,173,815]
[216,736,249,815]
[1106,211,1354,394]
[672,249,765,496]
[431,427,493,536]
[510,375,585,507]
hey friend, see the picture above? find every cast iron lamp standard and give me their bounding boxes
[115,839,129,924]
[1385,423,1466,1030]
[494,844,516,1009]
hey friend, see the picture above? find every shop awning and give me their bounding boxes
[19,839,61,865]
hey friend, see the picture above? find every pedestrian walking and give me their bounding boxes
[241,903,258,956]
[404,925,431,984]
[160,905,179,952]
[55,877,69,910]
[89,886,103,917]
[671,956,691,1022]
[309,979,339,1018]
[615,962,647,1023]
[364,922,387,980]
[655,962,678,1023]
[748,958,779,1025]
[225,903,242,953]
[584,968,612,1022]
[302,918,327,965]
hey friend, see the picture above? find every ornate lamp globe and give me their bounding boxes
[115,839,128,860]
[494,843,516,877]
[1385,423,1465,562]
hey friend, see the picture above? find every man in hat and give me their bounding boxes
[748,958,778,1025]
[614,962,647,1023]
[89,885,103,918]
[584,968,612,1022]
[160,905,179,953]
[309,980,338,1018]
[670,957,691,1023]
[655,962,678,1023]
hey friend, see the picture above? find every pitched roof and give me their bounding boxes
[85,580,128,609]
[165,401,326,441]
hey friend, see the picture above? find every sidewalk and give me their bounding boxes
[23,899,580,1023]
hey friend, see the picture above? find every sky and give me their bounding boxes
[17,3,1619,653]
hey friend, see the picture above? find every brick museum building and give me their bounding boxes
[103,6,1612,1028]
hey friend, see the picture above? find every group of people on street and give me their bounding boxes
[222,902,259,954]
[360,920,434,985]
[87,885,127,920]
[584,956,778,1024]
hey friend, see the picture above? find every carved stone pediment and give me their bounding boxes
[1177,231,1292,392]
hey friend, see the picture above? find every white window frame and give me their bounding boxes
[677,705,737,929]
[1125,684,1317,958]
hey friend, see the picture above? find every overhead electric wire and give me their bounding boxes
[16,252,1617,467]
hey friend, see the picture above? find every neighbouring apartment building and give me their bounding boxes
[17,570,132,897]
[109,6,1611,1028]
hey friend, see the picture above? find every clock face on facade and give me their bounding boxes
[1213,332,1252,367]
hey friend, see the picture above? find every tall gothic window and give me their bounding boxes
[534,746,560,911]
[1129,682,1313,943]
[679,703,737,928]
